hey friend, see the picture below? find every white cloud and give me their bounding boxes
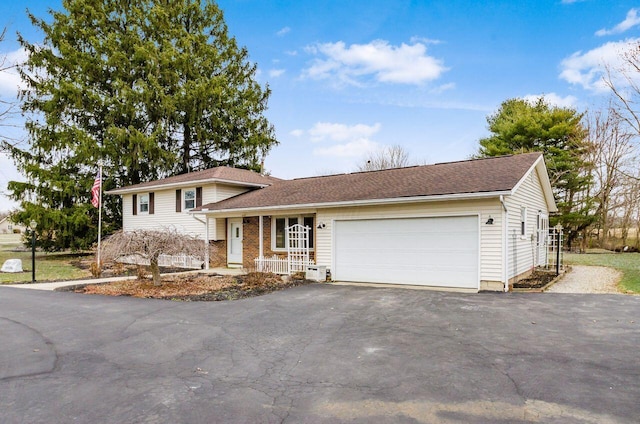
[302,39,448,86]
[559,38,640,92]
[308,122,381,142]
[293,122,382,158]
[430,82,456,94]
[409,36,442,45]
[522,93,578,108]
[561,0,584,4]
[276,26,291,37]
[596,9,640,36]
[0,48,28,98]
[290,129,304,137]
[268,68,285,78]
[313,138,380,157]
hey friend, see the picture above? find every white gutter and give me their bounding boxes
[500,194,509,292]
[192,190,513,215]
[107,178,271,195]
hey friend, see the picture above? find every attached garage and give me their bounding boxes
[333,216,479,289]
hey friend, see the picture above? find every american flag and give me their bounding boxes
[91,169,102,208]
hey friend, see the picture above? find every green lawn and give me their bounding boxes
[564,252,640,294]
[0,234,92,284]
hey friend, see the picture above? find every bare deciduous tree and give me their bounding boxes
[585,105,635,247]
[356,145,415,172]
[100,229,206,285]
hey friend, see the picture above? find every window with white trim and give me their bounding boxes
[520,206,527,237]
[184,189,196,210]
[272,216,314,250]
[139,194,149,214]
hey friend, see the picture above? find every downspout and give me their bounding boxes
[500,195,508,292]
[192,214,210,270]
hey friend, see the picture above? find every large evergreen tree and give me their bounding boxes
[477,97,594,245]
[5,0,277,251]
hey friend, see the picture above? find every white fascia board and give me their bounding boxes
[511,155,558,213]
[107,178,269,195]
[191,190,511,216]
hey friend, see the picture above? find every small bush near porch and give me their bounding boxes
[71,272,314,300]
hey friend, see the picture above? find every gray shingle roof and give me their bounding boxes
[195,153,543,212]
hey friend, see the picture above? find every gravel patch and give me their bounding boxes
[545,265,623,294]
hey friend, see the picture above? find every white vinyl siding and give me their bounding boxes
[504,168,551,279]
[121,183,251,238]
[315,198,503,284]
[216,184,250,202]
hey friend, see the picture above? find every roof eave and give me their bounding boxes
[191,190,512,215]
[107,178,271,195]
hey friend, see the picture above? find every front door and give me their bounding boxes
[227,218,243,266]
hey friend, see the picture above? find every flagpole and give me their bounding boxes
[97,161,103,269]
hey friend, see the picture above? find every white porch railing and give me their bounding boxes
[117,254,204,270]
[254,255,290,274]
[254,255,315,275]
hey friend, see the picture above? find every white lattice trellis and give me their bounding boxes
[287,224,312,273]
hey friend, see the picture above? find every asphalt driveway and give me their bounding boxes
[1,284,638,423]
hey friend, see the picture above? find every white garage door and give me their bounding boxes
[333,216,479,289]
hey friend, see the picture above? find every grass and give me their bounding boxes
[0,234,92,284]
[564,252,640,294]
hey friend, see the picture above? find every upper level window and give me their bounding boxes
[273,216,314,250]
[520,206,527,237]
[176,187,201,212]
[184,189,196,210]
[139,194,149,214]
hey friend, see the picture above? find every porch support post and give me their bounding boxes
[204,216,210,270]
[259,215,264,258]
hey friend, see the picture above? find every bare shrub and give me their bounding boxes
[242,272,281,288]
[100,229,206,285]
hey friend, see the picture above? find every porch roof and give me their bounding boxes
[193,153,550,213]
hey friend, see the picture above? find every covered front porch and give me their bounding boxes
[198,212,317,275]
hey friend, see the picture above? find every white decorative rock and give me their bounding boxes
[1,259,23,273]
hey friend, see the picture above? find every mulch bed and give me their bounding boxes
[68,272,315,301]
[513,270,559,289]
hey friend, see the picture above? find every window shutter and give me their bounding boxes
[196,187,202,207]
[132,194,137,216]
[149,192,155,215]
[176,189,182,212]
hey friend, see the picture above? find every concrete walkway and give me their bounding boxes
[4,267,245,291]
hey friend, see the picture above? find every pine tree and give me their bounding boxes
[477,97,594,246]
[5,0,277,250]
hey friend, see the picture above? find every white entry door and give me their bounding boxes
[227,218,243,265]
[333,216,479,289]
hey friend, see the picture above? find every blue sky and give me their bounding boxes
[1,0,640,210]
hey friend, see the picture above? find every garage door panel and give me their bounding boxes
[334,216,478,289]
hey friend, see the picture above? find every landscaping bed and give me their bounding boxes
[66,272,315,301]
[513,269,560,290]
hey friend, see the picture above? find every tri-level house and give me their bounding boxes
[108,152,557,292]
